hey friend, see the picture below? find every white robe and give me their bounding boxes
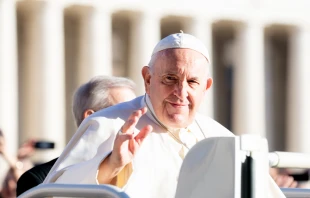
[44,95,285,198]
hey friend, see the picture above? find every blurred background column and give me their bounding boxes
[233,22,266,137]
[17,1,65,162]
[129,12,161,96]
[91,7,112,77]
[184,17,214,118]
[40,1,66,158]
[0,0,18,155]
[77,6,112,83]
[286,26,310,153]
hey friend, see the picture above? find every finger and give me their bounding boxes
[129,139,139,155]
[121,107,147,134]
[129,125,153,155]
[128,138,136,155]
[275,176,284,187]
[282,176,294,188]
[135,125,153,144]
[290,181,298,188]
[276,175,292,188]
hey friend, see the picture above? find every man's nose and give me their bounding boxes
[174,82,189,99]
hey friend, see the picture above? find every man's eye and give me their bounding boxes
[188,80,199,86]
[163,76,177,84]
[167,76,177,81]
[188,80,198,84]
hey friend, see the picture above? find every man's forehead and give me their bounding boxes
[156,48,208,62]
[153,52,208,76]
[157,65,207,75]
[152,49,208,70]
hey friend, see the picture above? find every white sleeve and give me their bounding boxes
[55,153,111,184]
[45,116,123,184]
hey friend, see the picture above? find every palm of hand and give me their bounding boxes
[117,137,140,166]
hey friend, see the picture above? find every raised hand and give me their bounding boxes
[98,107,153,184]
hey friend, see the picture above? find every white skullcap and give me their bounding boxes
[152,31,210,62]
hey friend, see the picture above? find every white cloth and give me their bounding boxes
[44,95,285,198]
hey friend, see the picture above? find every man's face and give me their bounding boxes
[142,49,212,128]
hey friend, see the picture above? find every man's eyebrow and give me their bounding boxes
[159,72,179,76]
[188,77,200,81]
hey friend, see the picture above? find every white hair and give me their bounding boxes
[72,76,135,126]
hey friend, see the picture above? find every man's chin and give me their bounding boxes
[164,116,190,129]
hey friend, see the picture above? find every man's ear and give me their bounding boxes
[206,77,213,90]
[142,66,151,94]
[83,109,95,119]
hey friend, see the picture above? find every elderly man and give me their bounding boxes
[46,33,285,197]
[16,75,136,196]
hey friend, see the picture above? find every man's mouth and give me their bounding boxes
[168,102,189,108]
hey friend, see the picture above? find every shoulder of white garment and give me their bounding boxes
[45,96,153,184]
[49,116,121,172]
[44,115,120,183]
[49,97,143,168]
[194,113,234,137]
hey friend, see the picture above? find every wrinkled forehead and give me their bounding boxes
[157,48,208,61]
[152,48,209,73]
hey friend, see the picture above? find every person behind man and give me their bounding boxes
[46,33,285,197]
[0,130,36,198]
[16,75,136,196]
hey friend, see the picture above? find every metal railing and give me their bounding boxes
[269,151,310,197]
[281,188,310,198]
[269,152,310,169]
[17,183,130,198]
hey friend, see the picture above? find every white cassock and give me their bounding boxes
[44,95,285,198]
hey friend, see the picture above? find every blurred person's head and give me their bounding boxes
[142,33,212,129]
[73,76,136,126]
